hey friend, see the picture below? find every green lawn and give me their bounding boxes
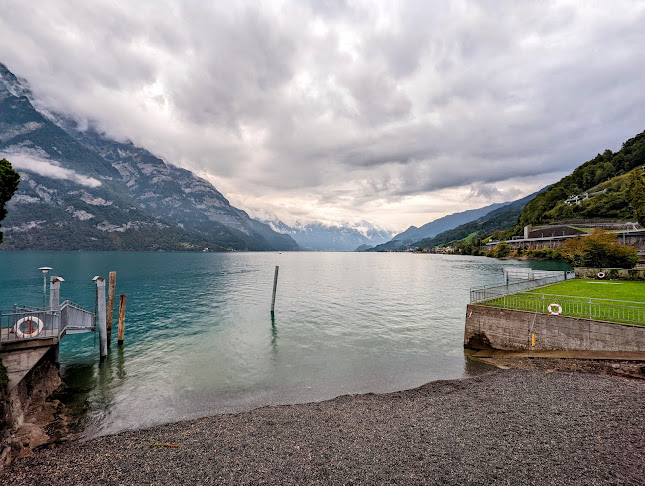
[481,279,645,325]
[529,280,645,303]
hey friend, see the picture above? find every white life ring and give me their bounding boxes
[597,272,605,279]
[14,316,44,339]
[547,303,562,316]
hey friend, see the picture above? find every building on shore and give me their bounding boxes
[486,223,645,260]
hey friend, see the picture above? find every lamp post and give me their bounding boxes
[39,267,53,309]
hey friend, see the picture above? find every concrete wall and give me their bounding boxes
[574,267,645,280]
[464,304,645,352]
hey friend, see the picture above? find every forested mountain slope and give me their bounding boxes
[519,131,645,226]
[415,190,541,248]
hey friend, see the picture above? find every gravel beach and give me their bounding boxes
[2,369,643,485]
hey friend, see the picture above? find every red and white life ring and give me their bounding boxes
[14,316,44,339]
[547,303,562,316]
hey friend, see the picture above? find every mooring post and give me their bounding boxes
[94,276,108,361]
[107,271,116,347]
[117,294,127,345]
[50,276,63,339]
[271,265,279,316]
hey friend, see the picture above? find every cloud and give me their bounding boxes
[2,152,102,188]
[0,0,644,230]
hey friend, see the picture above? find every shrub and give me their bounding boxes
[495,241,511,258]
[559,229,639,268]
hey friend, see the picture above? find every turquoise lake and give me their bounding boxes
[0,252,570,436]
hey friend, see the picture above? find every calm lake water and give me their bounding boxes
[0,252,570,436]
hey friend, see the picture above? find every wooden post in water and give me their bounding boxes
[107,271,116,347]
[94,276,108,361]
[117,294,127,345]
[271,265,279,316]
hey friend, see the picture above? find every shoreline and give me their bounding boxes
[2,367,643,484]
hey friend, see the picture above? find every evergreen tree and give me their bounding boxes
[0,159,20,244]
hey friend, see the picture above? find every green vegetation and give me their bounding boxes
[495,229,639,266]
[481,280,645,325]
[529,280,645,302]
[0,158,20,244]
[519,131,645,226]
[558,229,639,268]
[416,192,535,250]
[629,168,645,226]
[494,241,511,258]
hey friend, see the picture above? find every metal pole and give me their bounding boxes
[39,267,52,309]
[271,266,279,316]
[95,277,107,360]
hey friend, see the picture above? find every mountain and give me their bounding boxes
[392,202,507,242]
[0,63,298,251]
[415,190,542,248]
[366,191,541,252]
[268,220,392,251]
[518,130,645,226]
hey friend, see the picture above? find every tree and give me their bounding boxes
[495,241,511,258]
[0,158,20,244]
[628,168,645,226]
[559,229,639,268]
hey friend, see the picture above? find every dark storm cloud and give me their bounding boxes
[0,0,644,229]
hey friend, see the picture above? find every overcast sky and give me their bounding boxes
[1,0,644,231]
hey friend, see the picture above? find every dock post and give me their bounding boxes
[50,276,63,339]
[94,276,108,361]
[271,265,279,316]
[107,271,116,347]
[117,294,126,345]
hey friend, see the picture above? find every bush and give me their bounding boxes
[525,248,562,260]
[559,229,639,268]
[495,241,511,258]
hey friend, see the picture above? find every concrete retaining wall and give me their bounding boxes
[574,267,645,280]
[464,304,645,352]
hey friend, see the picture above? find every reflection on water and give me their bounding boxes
[0,252,570,436]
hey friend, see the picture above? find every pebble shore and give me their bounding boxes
[2,369,643,485]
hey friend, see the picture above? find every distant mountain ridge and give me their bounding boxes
[414,190,542,249]
[268,220,393,251]
[365,191,541,251]
[392,202,508,242]
[0,62,298,251]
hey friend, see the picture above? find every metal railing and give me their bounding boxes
[0,301,95,345]
[480,292,645,325]
[0,305,60,345]
[60,300,95,335]
[470,271,575,303]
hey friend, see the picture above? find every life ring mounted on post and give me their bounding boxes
[597,272,605,279]
[547,303,562,316]
[14,316,44,339]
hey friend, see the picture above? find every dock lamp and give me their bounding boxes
[39,267,53,309]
